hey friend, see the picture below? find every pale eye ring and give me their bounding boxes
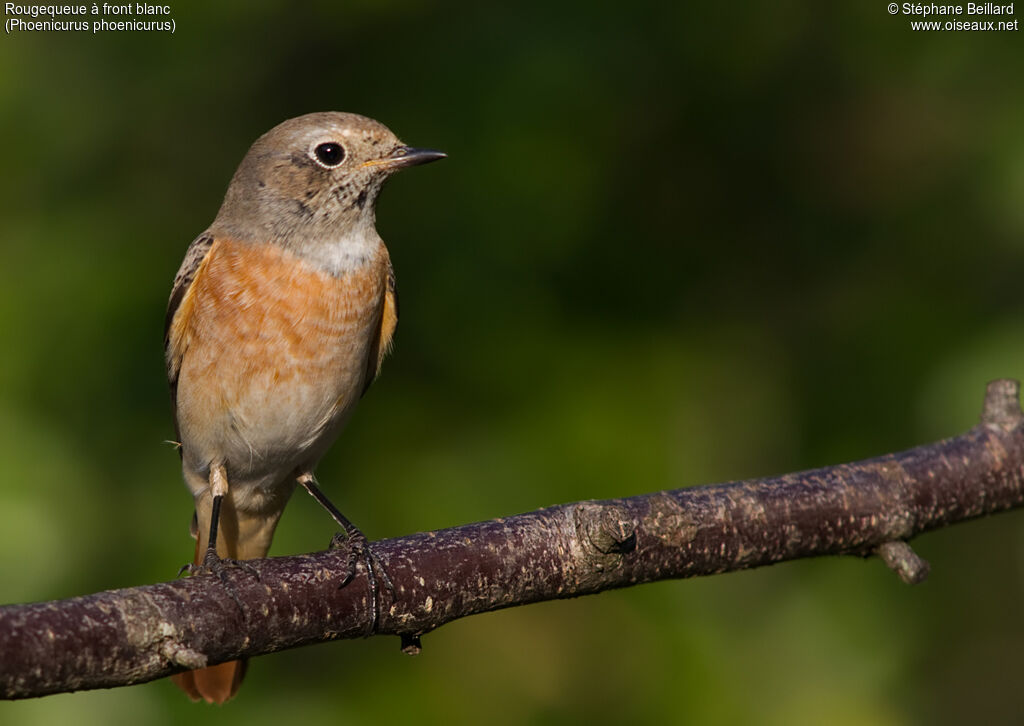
[312,142,345,168]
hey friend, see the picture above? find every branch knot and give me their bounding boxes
[574,503,636,555]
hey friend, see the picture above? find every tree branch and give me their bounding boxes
[3,379,1024,700]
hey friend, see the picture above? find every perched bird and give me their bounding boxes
[164,112,444,703]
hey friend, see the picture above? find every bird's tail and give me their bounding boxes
[171,492,283,704]
[172,659,248,705]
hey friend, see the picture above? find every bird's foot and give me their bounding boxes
[329,529,393,636]
[178,547,260,611]
[189,547,261,580]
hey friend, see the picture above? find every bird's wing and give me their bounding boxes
[164,232,217,438]
[361,260,398,396]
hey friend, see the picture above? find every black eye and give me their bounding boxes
[313,142,345,167]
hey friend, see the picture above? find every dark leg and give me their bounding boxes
[203,494,224,568]
[298,473,389,635]
[181,466,257,596]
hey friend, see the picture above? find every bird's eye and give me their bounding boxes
[312,142,345,168]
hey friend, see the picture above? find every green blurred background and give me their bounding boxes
[1,1,1023,724]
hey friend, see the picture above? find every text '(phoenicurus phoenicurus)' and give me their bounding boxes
[164,112,445,703]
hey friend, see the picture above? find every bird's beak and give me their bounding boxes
[362,146,447,170]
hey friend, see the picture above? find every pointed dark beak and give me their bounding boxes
[363,146,447,170]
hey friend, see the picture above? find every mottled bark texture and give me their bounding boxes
[3,379,1024,700]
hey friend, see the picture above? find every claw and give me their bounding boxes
[328,528,390,634]
[179,546,259,612]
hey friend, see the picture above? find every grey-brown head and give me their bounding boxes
[209,112,444,258]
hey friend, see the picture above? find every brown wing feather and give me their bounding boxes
[361,260,398,396]
[164,233,216,439]
[165,233,215,356]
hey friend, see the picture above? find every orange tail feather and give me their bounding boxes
[172,660,248,704]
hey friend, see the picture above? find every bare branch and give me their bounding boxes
[3,379,1024,700]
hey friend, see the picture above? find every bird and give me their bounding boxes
[163,112,444,704]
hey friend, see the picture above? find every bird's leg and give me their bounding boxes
[297,472,391,635]
[183,465,258,589]
[203,469,227,568]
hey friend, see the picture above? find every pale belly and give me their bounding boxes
[176,327,372,484]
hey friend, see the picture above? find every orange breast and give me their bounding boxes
[171,237,387,483]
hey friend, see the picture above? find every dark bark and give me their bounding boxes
[3,379,1024,700]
